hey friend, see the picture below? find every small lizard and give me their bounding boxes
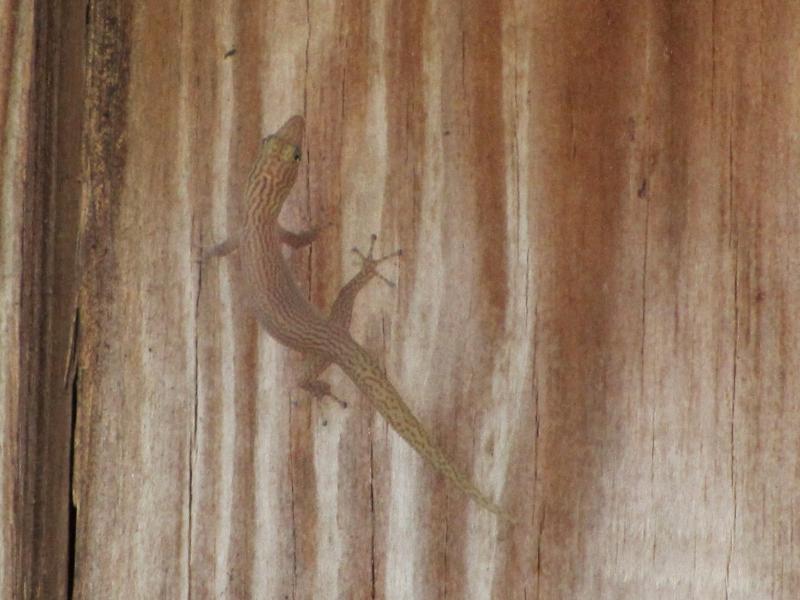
[204,115,511,521]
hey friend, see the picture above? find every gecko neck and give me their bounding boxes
[244,179,289,233]
[244,208,280,233]
[244,200,282,236]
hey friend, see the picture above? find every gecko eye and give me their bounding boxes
[293,149,301,161]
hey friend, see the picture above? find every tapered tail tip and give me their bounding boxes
[276,115,305,147]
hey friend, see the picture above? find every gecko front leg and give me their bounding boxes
[278,223,330,248]
[199,235,240,260]
[298,234,402,407]
[200,222,329,261]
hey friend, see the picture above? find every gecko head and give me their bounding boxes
[249,115,305,216]
[258,115,304,165]
[273,114,304,150]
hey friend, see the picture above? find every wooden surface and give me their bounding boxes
[3,1,800,598]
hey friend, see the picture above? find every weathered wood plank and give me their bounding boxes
[3,1,799,598]
[1,1,85,598]
[0,3,34,597]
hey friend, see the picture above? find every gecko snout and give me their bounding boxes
[275,115,305,148]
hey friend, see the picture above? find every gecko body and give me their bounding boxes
[208,115,510,520]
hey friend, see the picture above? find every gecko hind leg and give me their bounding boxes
[350,233,403,288]
[297,354,348,408]
[327,233,402,329]
[299,378,348,408]
[295,234,401,411]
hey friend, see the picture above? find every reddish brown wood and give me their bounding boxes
[2,1,799,598]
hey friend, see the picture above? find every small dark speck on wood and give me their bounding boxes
[224,48,237,59]
[637,178,648,198]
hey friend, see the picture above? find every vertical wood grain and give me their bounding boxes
[3,1,800,598]
[0,4,34,597]
[1,1,84,598]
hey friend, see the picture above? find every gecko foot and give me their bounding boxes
[300,379,348,409]
[351,234,403,288]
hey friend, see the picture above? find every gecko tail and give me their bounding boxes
[335,337,514,523]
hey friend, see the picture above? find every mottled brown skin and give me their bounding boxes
[207,115,509,520]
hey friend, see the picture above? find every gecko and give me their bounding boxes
[204,115,511,521]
